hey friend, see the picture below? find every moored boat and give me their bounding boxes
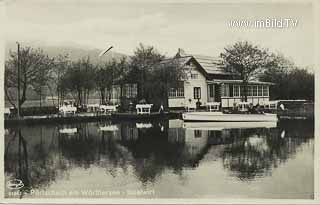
[183,121,277,130]
[182,112,278,122]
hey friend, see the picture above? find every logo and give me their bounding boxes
[7,179,24,190]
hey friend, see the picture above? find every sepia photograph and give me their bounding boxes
[1,0,318,203]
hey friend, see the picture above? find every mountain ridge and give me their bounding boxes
[5,41,129,64]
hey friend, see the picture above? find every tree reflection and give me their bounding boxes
[4,120,314,197]
[221,121,313,181]
[5,126,68,197]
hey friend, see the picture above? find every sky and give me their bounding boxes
[3,0,316,68]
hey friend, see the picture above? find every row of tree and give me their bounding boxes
[5,43,182,111]
[5,41,314,112]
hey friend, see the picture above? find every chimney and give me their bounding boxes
[177,48,185,57]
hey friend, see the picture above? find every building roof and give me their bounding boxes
[175,49,233,75]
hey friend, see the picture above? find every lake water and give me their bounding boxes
[4,119,314,199]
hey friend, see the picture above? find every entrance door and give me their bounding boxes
[207,84,214,102]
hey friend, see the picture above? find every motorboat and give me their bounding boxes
[183,121,277,130]
[182,111,278,122]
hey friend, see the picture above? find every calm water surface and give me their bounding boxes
[5,119,314,199]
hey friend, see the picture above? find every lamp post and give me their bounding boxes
[98,45,113,104]
[16,42,21,118]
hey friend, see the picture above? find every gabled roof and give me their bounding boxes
[175,49,233,75]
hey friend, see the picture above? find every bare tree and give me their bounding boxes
[5,46,55,110]
[32,54,56,108]
[51,54,70,107]
[60,57,95,106]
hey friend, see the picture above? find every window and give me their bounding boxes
[229,84,233,97]
[194,87,201,99]
[191,74,198,79]
[123,83,137,98]
[247,86,253,97]
[168,82,184,98]
[263,86,269,96]
[194,130,202,138]
[258,85,263,96]
[252,85,257,96]
[240,85,244,97]
[177,87,184,97]
[233,85,240,97]
[208,84,214,98]
[221,84,229,97]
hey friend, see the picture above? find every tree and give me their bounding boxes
[150,58,183,109]
[95,57,129,106]
[81,57,96,105]
[5,46,55,110]
[51,54,70,107]
[95,64,109,104]
[95,60,115,104]
[60,57,95,106]
[220,41,271,102]
[32,54,56,108]
[287,68,314,100]
[130,43,165,101]
[259,53,293,100]
[260,53,314,101]
[114,57,130,107]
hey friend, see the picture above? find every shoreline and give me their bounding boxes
[4,112,182,127]
[4,110,314,127]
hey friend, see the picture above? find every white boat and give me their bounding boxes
[182,112,278,122]
[183,121,277,130]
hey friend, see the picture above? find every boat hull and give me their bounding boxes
[182,112,278,122]
[183,121,277,130]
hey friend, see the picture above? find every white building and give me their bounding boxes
[168,49,273,108]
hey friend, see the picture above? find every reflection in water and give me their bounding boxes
[4,119,314,198]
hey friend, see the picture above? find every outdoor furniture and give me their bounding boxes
[59,105,77,114]
[206,102,221,112]
[237,102,251,112]
[136,104,153,114]
[185,103,197,112]
[99,104,118,113]
[86,104,100,112]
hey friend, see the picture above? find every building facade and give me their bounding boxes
[168,49,273,108]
